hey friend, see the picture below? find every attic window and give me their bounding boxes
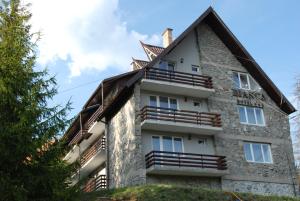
[233,71,260,91]
[191,65,200,73]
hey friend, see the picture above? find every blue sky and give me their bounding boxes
[27,0,300,119]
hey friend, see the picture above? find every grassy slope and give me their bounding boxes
[82,184,300,201]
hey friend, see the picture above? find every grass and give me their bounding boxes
[81,184,300,201]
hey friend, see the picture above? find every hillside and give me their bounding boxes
[81,185,300,201]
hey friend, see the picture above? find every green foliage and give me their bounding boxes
[0,0,79,200]
[82,185,300,201]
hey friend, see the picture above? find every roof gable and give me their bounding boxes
[142,7,295,114]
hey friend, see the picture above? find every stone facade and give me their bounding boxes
[107,84,146,188]
[196,23,298,196]
[107,19,297,196]
[147,175,221,189]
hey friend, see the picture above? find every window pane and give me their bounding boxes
[249,76,259,91]
[168,63,175,71]
[152,136,160,151]
[150,96,157,107]
[246,107,256,124]
[162,136,173,152]
[159,61,168,70]
[174,138,183,153]
[238,107,247,123]
[159,96,169,109]
[262,144,272,163]
[252,144,264,162]
[169,99,177,110]
[244,143,253,161]
[255,108,264,125]
[240,74,249,89]
[233,72,240,89]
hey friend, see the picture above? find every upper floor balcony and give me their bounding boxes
[145,151,228,177]
[141,67,215,98]
[83,175,107,192]
[80,136,106,179]
[69,105,104,146]
[140,106,222,135]
[65,106,105,164]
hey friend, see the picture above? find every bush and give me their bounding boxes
[81,184,300,201]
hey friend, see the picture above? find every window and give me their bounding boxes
[194,102,201,107]
[159,60,175,71]
[152,136,160,151]
[191,65,200,73]
[238,106,265,126]
[152,136,183,152]
[233,72,260,91]
[243,142,272,163]
[149,96,178,110]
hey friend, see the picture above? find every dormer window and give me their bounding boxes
[233,71,260,91]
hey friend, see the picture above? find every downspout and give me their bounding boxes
[78,113,82,181]
[102,82,110,189]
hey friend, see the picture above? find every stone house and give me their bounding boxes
[63,7,298,196]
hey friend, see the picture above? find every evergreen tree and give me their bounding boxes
[0,1,79,200]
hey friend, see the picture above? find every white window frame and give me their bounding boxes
[159,60,176,71]
[238,105,265,126]
[191,65,200,73]
[244,142,273,164]
[149,95,179,110]
[233,71,251,90]
[151,135,184,153]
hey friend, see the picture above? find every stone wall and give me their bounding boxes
[147,175,221,189]
[196,22,298,196]
[107,84,146,188]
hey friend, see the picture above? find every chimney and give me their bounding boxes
[162,28,173,48]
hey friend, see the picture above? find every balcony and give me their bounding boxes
[69,105,104,146]
[80,136,106,179]
[65,106,105,164]
[145,151,228,177]
[141,67,215,98]
[83,175,107,192]
[140,106,222,135]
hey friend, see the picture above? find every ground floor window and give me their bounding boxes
[243,142,272,163]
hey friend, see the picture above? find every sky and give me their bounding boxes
[25,0,300,121]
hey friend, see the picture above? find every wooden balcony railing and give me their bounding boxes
[68,105,103,146]
[140,106,222,127]
[144,67,213,89]
[69,129,88,145]
[80,136,106,166]
[83,175,107,192]
[86,105,103,129]
[145,151,227,170]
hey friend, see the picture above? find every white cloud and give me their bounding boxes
[25,0,161,77]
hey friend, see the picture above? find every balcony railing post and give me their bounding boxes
[192,74,194,86]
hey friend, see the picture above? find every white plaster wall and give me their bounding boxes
[142,130,215,156]
[140,90,208,112]
[153,32,201,75]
